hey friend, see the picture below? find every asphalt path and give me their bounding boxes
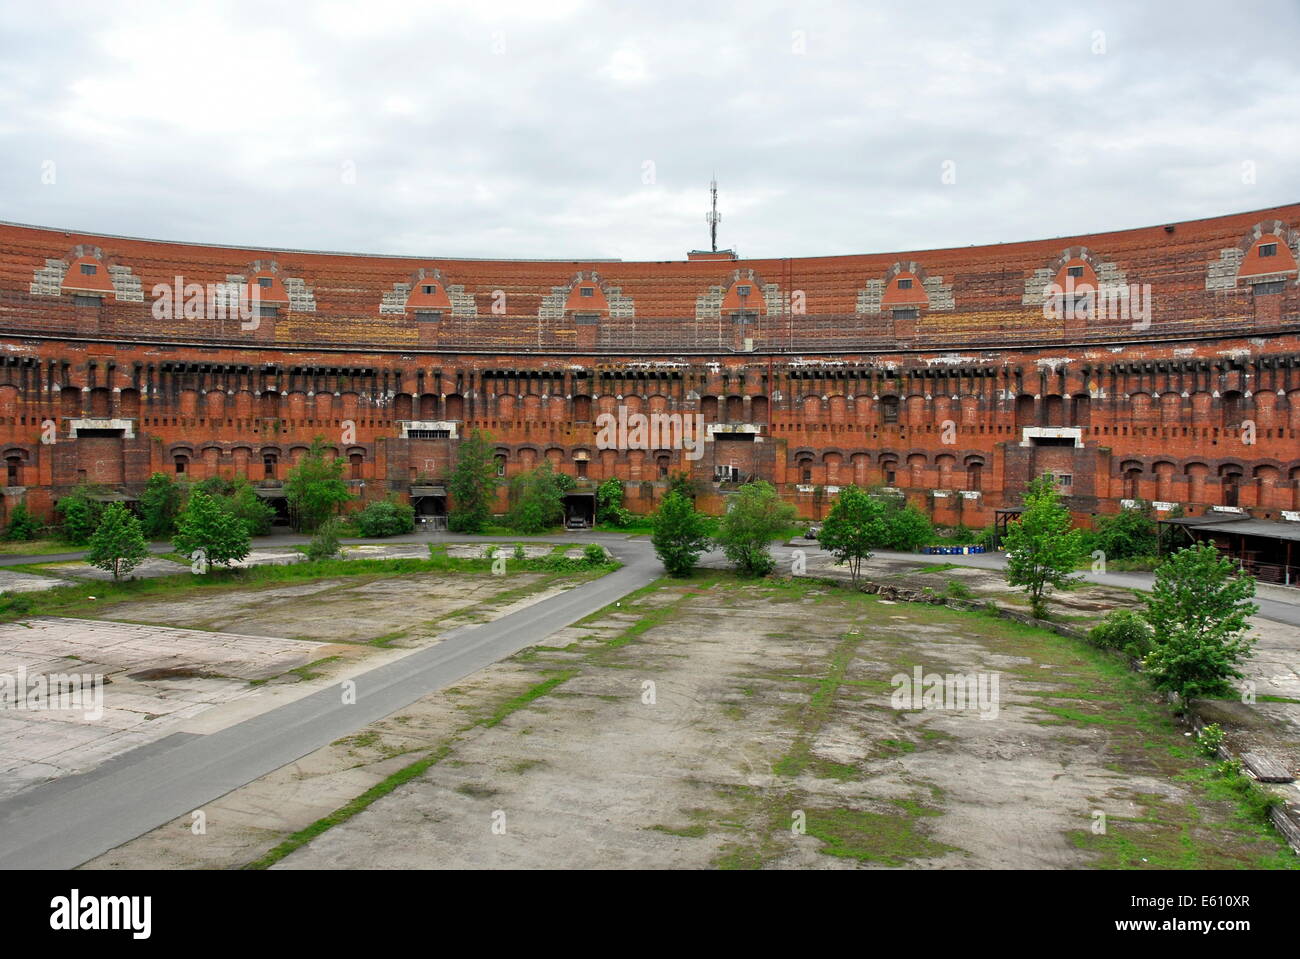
[0,535,660,869]
[0,531,1295,868]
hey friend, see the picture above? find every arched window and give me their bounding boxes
[174,454,189,475]
[263,453,278,480]
[349,453,363,480]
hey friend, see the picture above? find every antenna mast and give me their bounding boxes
[706,177,721,253]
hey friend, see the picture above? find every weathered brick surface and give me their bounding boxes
[0,206,1297,528]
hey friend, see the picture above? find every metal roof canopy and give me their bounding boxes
[1187,519,1300,543]
[1158,513,1251,528]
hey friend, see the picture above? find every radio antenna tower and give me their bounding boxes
[706,177,721,253]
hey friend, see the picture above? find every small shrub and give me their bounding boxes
[4,503,42,541]
[1196,723,1226,758]
[1088,608,1153,659]
[0,591,34,618]
[513,544,526,561]
[353,497,416,538]
[305,518,344,562]
[583,543,606,565]
[944,579,974,600]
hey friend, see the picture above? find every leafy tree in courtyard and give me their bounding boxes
[667,471,698,501]
[505,461,565,534]
[86,503,149,581]
[1142,542,1258,703]
[55,484,108,545]
[4,502,42,541]
[284,438,352,532]
[448,430,497,534]
[1089,499,1158,561]
[817,485,883,585]
[139,472,186,539]
[715,480,796,577]
[173,489,250,570]
[651,491,712,577]
[872,492,933,552]
[1002,475,1084,618]
[596,478,632,527]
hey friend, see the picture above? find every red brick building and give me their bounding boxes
[1,204,1298,536]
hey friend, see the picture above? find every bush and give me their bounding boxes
[448,430,497,534]
[505,462,565,533]
[139,472,185,539]
[0,591,34,618]
[305,517,344,562]
[227,478,277,536]
[944,579,974,600]
[284,438,352,532]
[55,485,108,545]
[715,481,796,577]
[1196,723,1225,758]
[1088,608,1153,659]
[4,503,42,541]
[1090,501,1158,562]
[650,491,712,577]
[514,544,527,560]
[583,543,607,565]
[596,478,632,527]
[353,497,416,537]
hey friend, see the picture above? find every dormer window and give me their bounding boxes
[736,284,751,297]
[257,277,273,288]
[80,263,97,276]
[579,286,594,297]
[422,284,436,294]
[1259,242,1278,258]
[897,278,913,289]
[1066,265,1085,278]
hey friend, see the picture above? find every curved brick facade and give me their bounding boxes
[2,203,1298,532]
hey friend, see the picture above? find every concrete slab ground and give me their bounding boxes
[84,572,1297,870]
[0,617,330,800]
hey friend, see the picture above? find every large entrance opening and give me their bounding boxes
[411,485,448,529]
[562,492,595,528]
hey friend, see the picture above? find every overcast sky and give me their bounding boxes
[1,0,1296,262]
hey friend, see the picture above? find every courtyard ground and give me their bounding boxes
[79,568,1297,870]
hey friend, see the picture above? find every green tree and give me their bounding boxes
[173,489,251,570]
[816,485,884,585]
[667,471,698,501]
[505,461,565,534]
[139,472,186,539]
[1142,542,1258,702]
[85,503,149,580]
[715,480,796,577]
[226,477,277,536]
[448,430,497,534]
[876,498,933,551]
[4,502,42,541]
[353,496,415,537]
[284,438,352,532]
[1003,475,1084,618]
[596,478,631,527]
[55,484,108,545]
[1090,499,1158,560]
[651,491,712,577]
